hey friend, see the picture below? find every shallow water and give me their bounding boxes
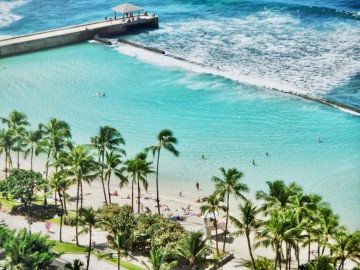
[0,0,359,229]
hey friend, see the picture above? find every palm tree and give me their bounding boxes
[124,158,138,212]
[108,231,133,270]
[213,167,249,252]
[104,150,127,204]
[74,207,101,270]
[146,129,179,214]
[134,152,153,213]
[145,246,178,270]
[39,118,71,177]
[175,231,208,268]
[50,170,74,242]
[91,126,125,205]
[230,200,262,270]
[1,110,29,169]
[329,230,360,270]
[0,129,15,178]
[65,145,98,245]
[65,259,84,270]
[22,129,43,171]
[39,118,71,206]
[200,193,227,255]
[255,209,292,270]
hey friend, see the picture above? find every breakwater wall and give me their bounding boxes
[118,38,165,54]
[0,16,158,58]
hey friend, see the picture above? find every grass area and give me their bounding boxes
[52,241,88,253]
[93,250,145,270]
[0,196,19,210]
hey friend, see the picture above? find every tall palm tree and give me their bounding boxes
[108,231,133,270]
[175,231,208,268]
[0,129,15,178]
[124,157,138,212]
[146,129,179,214]
[1,110,29,169]
[65,145,98,245]
[39,118,71,206]
[134,152,153,213]
[213,167,249,252]
[74,207,101,270]
[255,209,292,270]
[230,200,262,270]
[104,150,128,204]
[91,126,125,205]
[200,193,227,255]
[22,129,43,171]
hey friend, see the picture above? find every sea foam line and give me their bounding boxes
[113,43,360,116]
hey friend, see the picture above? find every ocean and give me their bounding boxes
[0,0,359,229]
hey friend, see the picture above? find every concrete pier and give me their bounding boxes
[0,15,158,58]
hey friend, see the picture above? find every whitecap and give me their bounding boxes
[0,0,27,27]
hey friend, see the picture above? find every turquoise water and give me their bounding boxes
[0,0,359,229]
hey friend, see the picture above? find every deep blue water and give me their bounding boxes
[0,0,359,229]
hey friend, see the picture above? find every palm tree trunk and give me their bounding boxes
[246,231,257,270]
[156,147,161,214]
[86,227,92,270]
[4,148,8,178]
[131,178,134,212]
[44,151,50,206]
[108,173,112,204]
[58,189,64,242]
[76,179,80,246]
[101,153,108,205]
[17,145,20,169]
[285,243,288,270]
[213,213,219,255]
[223,192,230,253]
[118,249,120,270]
[30,148,34,171]
[64,190,68,215]
[80,181,83,209]
[137,175,141,213]
[274,249,278,270]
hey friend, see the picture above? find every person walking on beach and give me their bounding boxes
[196,181,200,190]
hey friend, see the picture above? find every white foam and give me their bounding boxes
[0,0,27,27]
[119,10,360,98]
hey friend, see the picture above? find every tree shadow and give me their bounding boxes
[10,203,62,222]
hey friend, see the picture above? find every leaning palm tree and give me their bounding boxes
[200,193,227,255]
[1,110,29,169]
[213,167,249,252]
[73,207,101,270]
[91,125,125,205]
[146,129,179,214]
[175,231,208,268]
[22,129,43,171]
[230,200,262,270]
[104,150,128,204]
[65,145,98,245]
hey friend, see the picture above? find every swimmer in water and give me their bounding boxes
[201,154,205,159]
[252,159,256,165]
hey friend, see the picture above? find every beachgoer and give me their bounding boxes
[145,206,151,214]
[141,203,144,213]
[179,191,182,197]
[318,137,322,143]
[196,181,200,190]
[45,221,52,233]
[201,154,205,159]
[252,159,256,165]
[266,152,269,156]
[105,16,107,21]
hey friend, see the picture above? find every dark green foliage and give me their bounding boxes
[133,214,186,251]
[243,257,274,270]
[0,227,57,269]
[3,169,46,208]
